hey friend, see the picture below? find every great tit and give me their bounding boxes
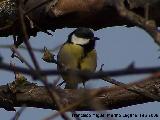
[57,27,99,89]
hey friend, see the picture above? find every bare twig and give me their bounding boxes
[11,105,26,120]
[10,46,33,69]
[0,62,160,78]
[17,1,70,119]
[18,0,40,70]
[0,45,61,52]
[101,76,160,101]
[99,63,160,101]
[115,0,160,45]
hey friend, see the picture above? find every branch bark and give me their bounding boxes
[0,74,160,111]
[0,0,160,36]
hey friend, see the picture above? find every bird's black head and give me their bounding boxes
[67,27,99,52]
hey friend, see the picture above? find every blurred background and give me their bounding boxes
[0,27,159,120]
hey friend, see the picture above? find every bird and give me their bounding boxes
[57,27,99,89]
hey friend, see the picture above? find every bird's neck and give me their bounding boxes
[80,40,95,56]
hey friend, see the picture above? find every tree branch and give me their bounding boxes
[0,0,160,36]
[0,74,160,111]
[0,62,160,77]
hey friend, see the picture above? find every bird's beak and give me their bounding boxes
[94,37,100,40]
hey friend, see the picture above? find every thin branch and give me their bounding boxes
[17,2,70,118]
[101,76,160,101]
[115,0,160,45]
[10,46,33,70]
[0,62,160,78]
[18,0,40,70]
[0,45,61,52]
[11,105,26,120]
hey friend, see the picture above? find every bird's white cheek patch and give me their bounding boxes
[71,34,90,45]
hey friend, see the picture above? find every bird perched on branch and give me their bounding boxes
[57,28,99,89]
